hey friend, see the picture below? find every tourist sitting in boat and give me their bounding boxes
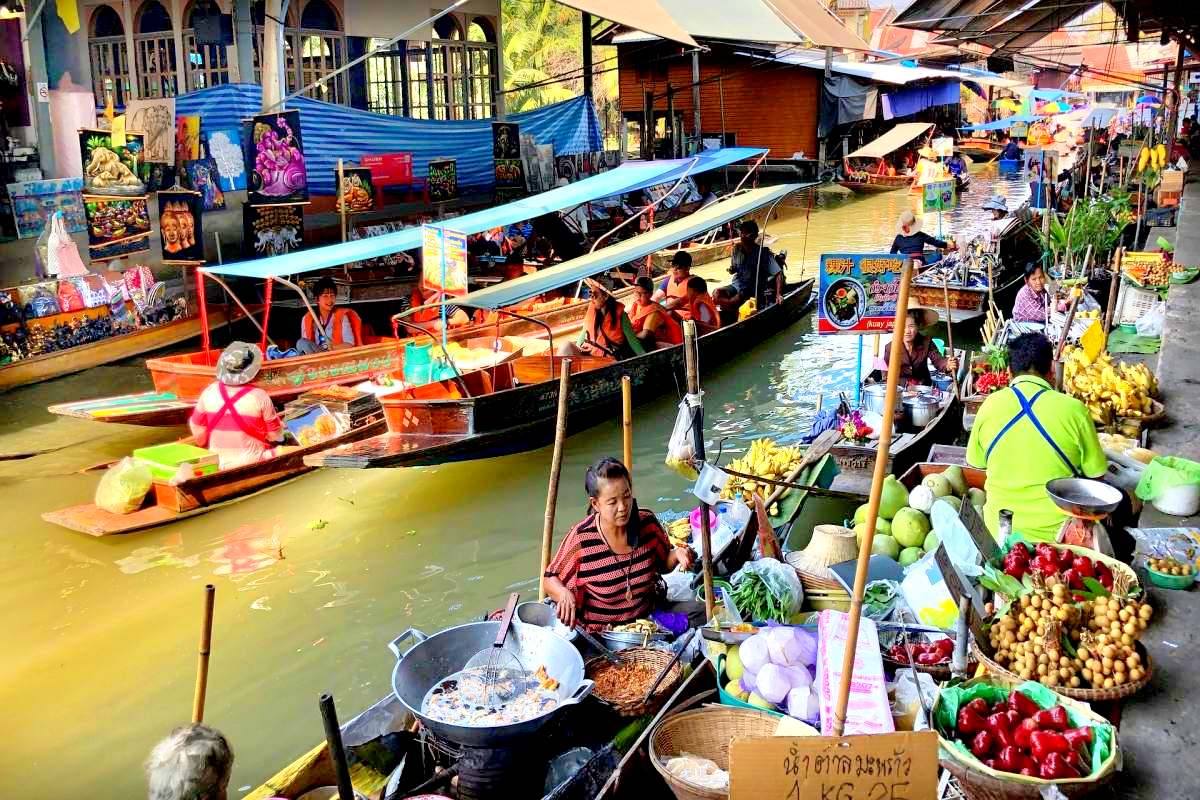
[946,153,968,177]
[889,210,954,265]
[685,276,721,335]
[296,277,363,354]
[1000,137,1021,161]
[966,332,1107,543]
[406,281,471,333]
[532,212,584,261]
[696,175,720,208]
[876,158,897,176]
[714,219,783,318]
[145,722,234,800]
[627,277,683,349]
[558,280,643,359]
[1012,263,1049,324]
[653,251,692,313]
[188,342,285,470]
[875,308,958,387]
[543,457,695,630]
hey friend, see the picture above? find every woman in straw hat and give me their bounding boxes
[188,342,285,469]
[877,307,958,387]
[558,278,644,359]
[889,210,953,265]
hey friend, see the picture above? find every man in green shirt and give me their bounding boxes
[966,333,1107,542]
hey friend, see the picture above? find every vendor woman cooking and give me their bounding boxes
[544,458,694,630]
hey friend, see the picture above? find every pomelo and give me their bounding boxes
[892,506,931,548]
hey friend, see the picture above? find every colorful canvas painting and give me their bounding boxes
[82,195,151,261]
[146,162,177,193]
[245,110,308,205]
[427,158,458,203]
[175,114,200,166]
[184,158,226,211]
[244,204,304,257]
[336,167,375,213]
[157,190,204,264]
[207,128,246,191]
[8,177,86,239]
[79,129,146,196]
[125,98,175,164]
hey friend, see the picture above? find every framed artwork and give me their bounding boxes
[125,98,175,164]
[492,122,520,159]
[427,158,457,203]
[158,190,204,264]
[207,128,246,191]
[146,162,177,193]
[244,204,304,257]
[82,195,151,261]
[184,158,226,211]
[175,114,200,166]
[8,177,86,239]
[79,129,146,196]
[336,167,375,213]
[244,110,308,205]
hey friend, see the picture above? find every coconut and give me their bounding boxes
[942,465,968,496]
[922,473,953,498]
[908,484,935,514]
[892,507,931,548]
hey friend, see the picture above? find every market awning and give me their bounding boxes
[201,148,765,281]
[460,183,807,310]
[847,123,933,159]
[958,113,1044,132]
[890,0,1088,53]
[606,0,868,50]
[744,50,1016,87]
[760,0,870,50]
[557,0,697,47]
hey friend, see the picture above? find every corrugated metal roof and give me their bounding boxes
[607,0,868,49]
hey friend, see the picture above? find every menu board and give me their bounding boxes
[421,225,468,297]
[922,179,957,213]
[818,254,906,334]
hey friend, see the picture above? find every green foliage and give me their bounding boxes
[1034,193,1134,269]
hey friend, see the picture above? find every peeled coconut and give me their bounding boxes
[892,507,931,548]
[871,534,901,560]
[755,663,792,704]
[786,685,820,722]
[740,633,769,674]
[922,473,953,498]
[967,487,987,507]
[908,484,935,514]
[898,546,924,566]
[766,625,805,666]
[879,475,909,519]
[726,645,745,681]
[943,465,968,496]
[924,530,940,552]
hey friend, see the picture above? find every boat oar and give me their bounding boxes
[0,439,103,461]
[192,584,215,723]
[538,359,571,601]
[941,274,960,400]
[319,693,356,800]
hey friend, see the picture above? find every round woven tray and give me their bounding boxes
[940,755,1112,800]
[1118,398,1165,430]
[970,639,1152,702]
[585,647,683,717]
[650,706,779,800]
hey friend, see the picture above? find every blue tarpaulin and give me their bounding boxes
[174,84,601,195]
[881,80,960,120]
[958,113,1046,132]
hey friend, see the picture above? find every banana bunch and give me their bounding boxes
[1136,143,1169,173]
[667,516,692,547]
[1063,346,1158,428]
[720,437,806,502]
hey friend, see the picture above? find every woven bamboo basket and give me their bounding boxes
[585,647,683,717]
[879,632,975,679]
[650,706,779,800]
[970,639,1152,702]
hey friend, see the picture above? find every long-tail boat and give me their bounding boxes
[838,122,932,194]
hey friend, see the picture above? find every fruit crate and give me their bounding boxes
[1115,282,1162,327]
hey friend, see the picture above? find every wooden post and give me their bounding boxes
[191,584,216,723]
[683,320,715,621]
[1103,247,1124,335]
[941,274,958,399]
[538,359,571,600]
[337,158,347,243]
[831,260,913,737]
[318,693,356,800]
[621,375,633,472]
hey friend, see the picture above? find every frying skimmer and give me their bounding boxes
[462,592,527,707]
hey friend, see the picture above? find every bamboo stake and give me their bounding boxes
[683,320,715,621]
[831,260,913,737]
[191,584,215,723]
[621,375,633,472]
[538,359,571,601]
[319,693,356,800]
[337,158,347,243]
[1103,247,1124,335]
[941,274,959,400]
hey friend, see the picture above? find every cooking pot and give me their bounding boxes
[862,383,889,416]
[388,620,592,747]
[902,392,941,429]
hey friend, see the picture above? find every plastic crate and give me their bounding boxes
[1115,282,1162,327]
[1145,206,1177,226]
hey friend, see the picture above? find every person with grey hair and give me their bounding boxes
[145,723,234,800]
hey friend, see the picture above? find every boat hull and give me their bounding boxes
[839,175,912,194]
[830,399,963,495]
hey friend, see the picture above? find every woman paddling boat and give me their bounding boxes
[890,210,955,266]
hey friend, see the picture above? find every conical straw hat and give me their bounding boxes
[785,524,859,585]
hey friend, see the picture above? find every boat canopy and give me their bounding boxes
[200,147,766,282]
[460,183,806,310]
[959,113,1046,132]
[846,123,933,160]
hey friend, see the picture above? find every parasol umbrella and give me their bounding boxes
[1040,101,1070,114]
[1136,94,1161,106]
[994,97,1022,112]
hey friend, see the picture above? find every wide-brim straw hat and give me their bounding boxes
[216,341,263,386]
[896,210,922,235]
[908,306,941,329]
[785,524,859,582]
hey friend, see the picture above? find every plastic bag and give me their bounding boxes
[892,668,939,731]
[665,393,702,479]
[663,570,694,603]
[34,217,51,278]
[730,557,804,620]
[1135,456,1200,500]
[50,211,89,278]
[94,457,154,514]
[1135,301,1166,337]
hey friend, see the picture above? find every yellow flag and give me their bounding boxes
[1081,319,1104,363]
[111,114,126,148]
[56,0,80,34]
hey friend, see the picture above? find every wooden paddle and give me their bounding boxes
[538,359,571,601]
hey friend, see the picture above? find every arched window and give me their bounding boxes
[88,5,131,107]
[254,0,345,104]
[184,1,232,90]
[252,0,300,94]
[466,18,497,120]
[421,14,496,120]
[135,0,178,97]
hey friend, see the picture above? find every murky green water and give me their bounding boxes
[0,168,1028,796]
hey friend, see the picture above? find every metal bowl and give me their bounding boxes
[1046,478,1123,517]
[516,600,578,642]
[598,629,671,652]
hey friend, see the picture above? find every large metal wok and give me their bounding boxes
[388,620,593,747]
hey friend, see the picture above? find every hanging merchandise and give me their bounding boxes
[244,110,308,205]
[48,210,90,278]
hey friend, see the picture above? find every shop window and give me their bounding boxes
[407,43,430,119]
[88,5,131,108]
[425,14,496,120]
[252,0,344,104]
[366,37,405,115]
[134,0,178,98]
[184,2,231,90]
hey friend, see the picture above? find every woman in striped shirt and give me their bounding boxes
[544,458,695,630]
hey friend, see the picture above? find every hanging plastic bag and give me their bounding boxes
[665,392,702,478]
[730,557,804,621]
[94,457,154,514]
[51,211,90,278]
[1135,301,1166,337]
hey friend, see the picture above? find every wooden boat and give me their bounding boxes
[306,280,816,469]
[829,396,963,495]
[650,232,777,271]
[41,416,387,536]
[0,307,232,392]
[838,172,914,193]
[839,122,933,194]
[957,138,1003,160]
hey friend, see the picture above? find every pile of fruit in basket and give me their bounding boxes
[1062,345,1158,429]
[1000,542,1115,595]
[1147,556,1194,577]
[722,626,819,723]
[886,637,953,666]
[719,438,806,503]
[971,344,1010,396]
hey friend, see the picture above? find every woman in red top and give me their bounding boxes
[544,458,694,629]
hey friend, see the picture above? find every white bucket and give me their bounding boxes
[1152,482,1200,517]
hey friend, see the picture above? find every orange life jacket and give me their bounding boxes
[301,307,363,347]
[583,303,627,355]
[688,293,720,330]
[410,287,468,326]
[663,273,691,315]
[629,300,683,345]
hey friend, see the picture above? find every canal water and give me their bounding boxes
[0,168,1028,796]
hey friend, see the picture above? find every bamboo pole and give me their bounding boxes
[319,693,356,800]
[683,320,715,621]
[191,584,216,723]
[831,260,913,737]
[941,274,958,400]
[621,375,633,472]
[1056,292,1081,361]
[538,359,571,601]
[1103,247,1124,335]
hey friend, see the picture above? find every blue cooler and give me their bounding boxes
[998,158,1020,175]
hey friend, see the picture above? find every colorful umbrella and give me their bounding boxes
[1136,94,1161,106]
[994,97,1022,112]
[1040,101,1070,114]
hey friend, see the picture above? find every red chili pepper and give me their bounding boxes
[985,712,1015,748]
[957,706,987,734]
[1039,751,1081,780]
[1008,690,1041,719]
[971,730,997,759]
[1014,717,1040,749]
[1032,706,1069,731]
[1063,727,1093,751]
[1030,730,1071,760]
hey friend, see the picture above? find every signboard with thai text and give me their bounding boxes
[360,152,413,185]
[421,225,468,297]
[818,253,906,334]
